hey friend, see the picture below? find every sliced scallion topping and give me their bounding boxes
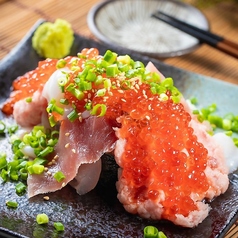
[28,164,45,175]
[54,222,65,232]
[0,121,6,134]
[56,59,67,69]
[66,83,84,100]
[25,97,32,103]
[6,200,18,209]
[106,64,118,77]
[7,125,18,135]
[0,153,7,170]
[143,226,167,238]
[54,171,65,182]
[67,109,79,122]
[91,104,107,117]
[47,99,64,115]
[15,181,27,195]
[36,213,49,224]
[103,50,117,64]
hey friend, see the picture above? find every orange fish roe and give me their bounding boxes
[2,59,58,115]
[1,48,100,115]
[84,74,209,219]
[114,91,209,220]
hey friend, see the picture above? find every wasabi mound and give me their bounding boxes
[32,19,74,59]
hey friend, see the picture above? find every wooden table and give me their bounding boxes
[0,0,238,237]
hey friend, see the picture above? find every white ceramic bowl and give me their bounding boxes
[87,0,209,58]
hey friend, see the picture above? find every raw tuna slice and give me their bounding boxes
[28,115,117,197]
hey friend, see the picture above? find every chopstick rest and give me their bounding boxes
[152,11,238,59]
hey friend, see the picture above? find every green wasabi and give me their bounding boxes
[32,19,74,59]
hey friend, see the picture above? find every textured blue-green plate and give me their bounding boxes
[0,20,238,238]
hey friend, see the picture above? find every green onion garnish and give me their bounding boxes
[91,104,107,117]
[6,200,18,209]
[25,97,32,103]
[56,59,67,69]
[28,164,45,175]
[54,222,65,232]
[15,182,27,195]
[106,64,118,77]
[67,109,79,122]
[36,213,49,224]
[143,226,167,238]
[47,99,64,115]
[54,171,65,182]
[103,50,117,64]
[0,121,6,134]
[0,153,7,170]
[7,125,18,135]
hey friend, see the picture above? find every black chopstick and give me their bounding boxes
[152,11,238,59]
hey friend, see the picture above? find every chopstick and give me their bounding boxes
[152,11,238,59]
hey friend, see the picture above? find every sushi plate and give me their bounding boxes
[0,20,238,238]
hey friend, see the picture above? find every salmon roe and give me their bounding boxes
[91,75,209,219]
[113,89,210,220]
[1,48,99,115]
[2,59,57,115]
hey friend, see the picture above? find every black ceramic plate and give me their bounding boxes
[0,20,238,238]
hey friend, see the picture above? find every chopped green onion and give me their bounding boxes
[144,225,159,238]
[85,70,96,82]
[231,120,238,132]
[33,158,47,165]
[233,138,238,147]
[47,99,64,115]
[104,79,111,89]
[0,153,7,169]
[106,64,118,77]
[6,200,18,209]
[49,115,57,127]
[54,222,65,232]
[15,182,27,195]
[25,97,32,103]
[133,61,144,69]
[56,59,67,69]
[67,109,79,122]
[190,97,198,105]
[66,83,84,100]
[120,80,131,90]
[1,169,8,182]
[10,170,18,181]
[91,104,107,117]
[28,164,44,175]
[85,101,92,111]
[19,168,28,180]
[222,118,232,130]
[207,115,223,128]
[95,75,104,85]
[54,171,65,182]
[36,213,49,224]
[117,55,131,64]
[96,88,106,97]
[37,147,54,157]
[7,125,18,135]
[60,98,69,105]
[103,50,117,64]
[0,121,6,134]
[143,226,167,238]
